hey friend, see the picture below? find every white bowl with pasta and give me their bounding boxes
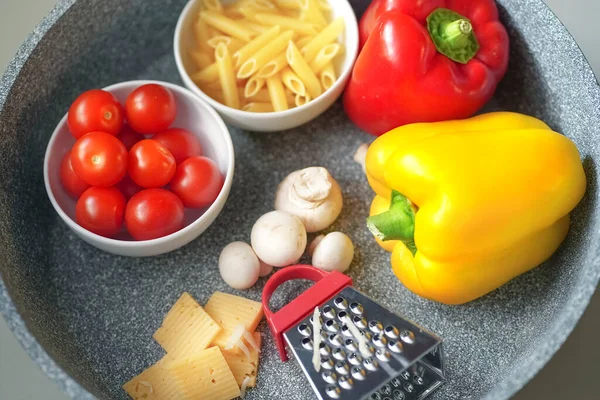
[174,0,359,132]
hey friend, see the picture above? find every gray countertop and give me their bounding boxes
[1,0,598,399]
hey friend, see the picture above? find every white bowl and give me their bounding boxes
[174,0,359,132]
[43,80,235,257]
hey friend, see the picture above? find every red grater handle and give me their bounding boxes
[262,264,352,361]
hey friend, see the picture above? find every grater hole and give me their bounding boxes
[375,348,391,362]
[363,357,379,371]
[349,302,363,315]
[333,297,348,309]
[393,389,406,400]
[413,375,424,385]
[372,333,388,347]
[340,324,352,337]
[297,323,311,336]
[351,366,366,380]
[345,338,357,352]
[321,357,334,370]
[399,330,415,344]
[319,342,331,356]
[368,320,384,333]
[323,305,336,319]
[384,325,400,339]
[325,385,341,399]
[329,333,343,348]
[335,362,350,375]
[404,382,414,393]
[353,316,367,329]
[301,337,313,350]
[337,310,348,322]
[400,371,410,380]
[388,339,403,353]
[325,319,339,332]
[361,331,373,341]
[338,375,354,390]
[332,347,346,360]
[322,370,337,384]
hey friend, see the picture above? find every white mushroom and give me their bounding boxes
[251,210,307,267]
[259,259,273,277]
[274,167,343,233]
[353,143,369,174]
[311,232,354,273]
[307,234,325,256]
[218,242,260,289]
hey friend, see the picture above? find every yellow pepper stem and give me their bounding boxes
[367,191,417,254]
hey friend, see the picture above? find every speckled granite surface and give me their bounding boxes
[1,0,599,399]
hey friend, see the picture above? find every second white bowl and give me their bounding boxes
[173,0,359,132]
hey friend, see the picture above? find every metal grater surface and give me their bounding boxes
[283,287,445,400]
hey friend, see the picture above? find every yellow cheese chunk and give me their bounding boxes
[153,292,221,359]
[222,332,262,387]
[165,346,241,400]
[122,357,179,400]
[205,292,264,351]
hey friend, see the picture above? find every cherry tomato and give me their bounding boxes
[170,156,224,208]
[116,175,143,199]
[71,131,128,187]
[153,128,203,164]
[60,150,90,198]
[125,189,185,240]
[67,89,124,139]
[76,186,126,238]
[125,84,177,135]
[117,124,144,151]
[128,139,176,188]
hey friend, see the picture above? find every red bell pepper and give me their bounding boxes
[344,0,510,136]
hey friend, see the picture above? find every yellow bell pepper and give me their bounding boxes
[366,112,586,305]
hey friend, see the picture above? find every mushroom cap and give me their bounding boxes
[218,242,260,289]
[312,232,354,273]
[251,210,307,267]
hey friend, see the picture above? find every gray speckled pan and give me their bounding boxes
[1,0,599,399]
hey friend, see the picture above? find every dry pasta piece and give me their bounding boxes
[215,43,240,109]
[191,62,219,83]
[207,36,246,53]
[245,76,266,98]
[256,52,288,78]
[153,292,222,359]
[266,73,289,111]
[295,92,312,107]
[301,16,344,62]
[308,43,340,74]
[317,0,331,11]
[233,25,280,68]
[237,30,294,79]
[286,41,322,98]
[285,89,296,104]
[281,67,306,96]
[295,35,314,49]
[320,61,336,90]
[243,0,277,10]
[200,10,256,42]
[190,50,213,70]
[205,292,264,351]
[237,20,271,34]
[255,13,318,36]
[241,88,271,102]
[122,357,179,400]
[243,102,275,113]
[202,0,223,11]
[275,0,302,9]
[300,0,327,30]
[165,347,241,400]
[194,18,213,54]
[200,86,226,103]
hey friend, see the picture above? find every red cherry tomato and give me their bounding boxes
[153,128,203,164]
[170,156,224,208]
[125,189,185,240]
[117,125,144,151]
[67,89,124,139]
[76,186,126,238]
[60,150,90,198]
[128,139,176,188]
[71,131,128,187]
[125,84,177,135]
[116,175,143,199]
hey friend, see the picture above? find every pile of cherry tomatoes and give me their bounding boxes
[60,83,224,240]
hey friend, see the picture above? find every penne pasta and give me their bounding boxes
[233,25,281,68]
[286,41,322,98]
[241,88,271,102]
[256,52,288,78]
[237,19,272,34]
[266,73,289,111]
[193,19,213,54]
[255,13,318,36]
[285,89,296,104]
[301,16,344,62]
[243,0,277,10]
[207,36,246,53]
[191,62,219,83]
[317,0,331,11]
[200,10,256,42]
[299,0,327,30]
[223,6,244,19]
[308,43,340,74]
[207,26,221,39]
[245,76,266,97]
[320,61,336,90]
[243,102,275,113]
[274,0,302,9]
[281,67,306,96]
[190,50,213,70]
[237,30,294,78]
[202,0,223,11]
[199,85,226,103]
[295,36,314,49]
[295,92,312,107]
[215,43,240,109]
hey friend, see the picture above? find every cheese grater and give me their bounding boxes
[262,265,445,400]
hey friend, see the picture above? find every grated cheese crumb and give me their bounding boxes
[344,315,370,358]
[312,307,322,372]
[240,375,251,398]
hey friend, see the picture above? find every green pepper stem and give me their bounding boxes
[367,191,417,254]
[427,8,480,64]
